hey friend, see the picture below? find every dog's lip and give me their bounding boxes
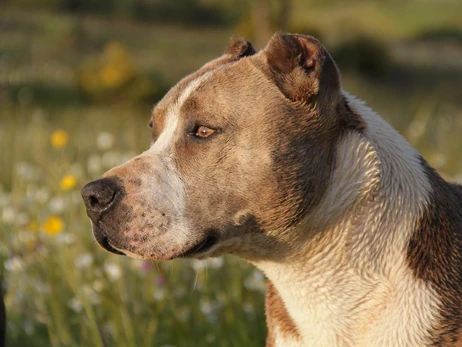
[179,233,218,258]
[99,235,126,256]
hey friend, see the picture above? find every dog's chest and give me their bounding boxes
[262,255,439,347]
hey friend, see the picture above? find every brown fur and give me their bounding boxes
[407,158,462,346]
[265,281,300,346]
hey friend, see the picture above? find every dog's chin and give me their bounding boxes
[178,233,219,259]
[92,225,127,256]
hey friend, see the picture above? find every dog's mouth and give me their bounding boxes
[180,233,218,258]
[100,236,126,256]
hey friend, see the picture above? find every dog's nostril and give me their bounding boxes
[89,195,99,208]
[81,178,120,220]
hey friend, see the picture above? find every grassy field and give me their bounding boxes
[1,1,461,346]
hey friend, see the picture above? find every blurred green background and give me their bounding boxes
[0,0,461,346]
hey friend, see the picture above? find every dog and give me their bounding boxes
[82,33,462,346]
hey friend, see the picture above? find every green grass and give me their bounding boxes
[1,2,461,346]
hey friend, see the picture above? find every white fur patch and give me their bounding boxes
[124,72,214,252]
[153,72,213,153]
[254,93,440,346]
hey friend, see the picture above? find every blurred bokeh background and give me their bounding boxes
[0,0,461,345]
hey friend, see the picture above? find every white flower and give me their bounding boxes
[74,253,94,269]
[190,259,206,271]
[199,298,213,315]
[153,287,166,302]
[35,187,51,204]
[244,269,266,292]
[69,297,83,313]
[104,261,121,282]
[2,206,16,224]
[87,155,102,173]
[49,196,66,213]
[55,232,75,245]
[97,132,115,150]
[5,257,24,272]
[207,257,224,269]
[16,162,38,181]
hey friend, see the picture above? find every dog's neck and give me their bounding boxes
[252,95,440,346]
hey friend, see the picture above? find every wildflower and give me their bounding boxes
[50,129,69,149]
[207,257,224,269]
[140,261,151,274]
[4,257,24,272]
[191,258,206,271]
[104,262,121,282]
[156,275,165,285]
[2,206,16,224]
[49,196,65,213]
[41,216,64,236]
[244,269,266,292]
[87,155,102,173]
[35,187,51,204]
[59,174,77,191]
[153,287,166,302]
[55,232,75,245]
[75,253,94,269]
[16,162,39,181]
[68,297,83,313]
[97,131,114,150]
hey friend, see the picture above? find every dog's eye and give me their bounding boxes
[194,125,216,139]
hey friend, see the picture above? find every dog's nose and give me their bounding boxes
[81,178,119,221]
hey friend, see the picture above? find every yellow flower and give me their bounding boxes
[60,174,77,191]
[51,129,69,149]
[41,216,64,236]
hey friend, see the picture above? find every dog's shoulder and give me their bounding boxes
[406,158,462,345]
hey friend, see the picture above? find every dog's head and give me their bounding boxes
[81,34,363,261]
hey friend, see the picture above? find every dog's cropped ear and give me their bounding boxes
[225,38,257,59]
[201,38,257,71]
[264,33,341,104]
